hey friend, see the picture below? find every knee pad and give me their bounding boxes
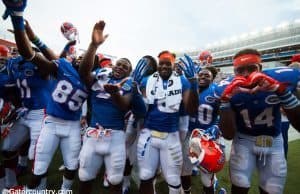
[230,172,250,188]
[107,174,123,185]
[165,174,181,188]
[200,172,214,187]
[78,168,96,182]
[263,182,284,194]
[139,169,155,181]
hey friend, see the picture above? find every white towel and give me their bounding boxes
[145,72,182,113]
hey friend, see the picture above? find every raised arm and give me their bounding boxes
[2,0,57,77]
[79,20,108,88]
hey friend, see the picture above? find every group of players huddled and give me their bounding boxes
[1,1,300,194]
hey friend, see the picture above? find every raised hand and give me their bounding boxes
[178,54,197,79]
[2,0,27,19]
[132,58,149,83]
[91,20,109,47]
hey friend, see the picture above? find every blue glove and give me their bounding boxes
[194,64,202,74]
[178,54,197,79]
[204,125,220,140]
[132,58,149,83]
[2,0,27,19]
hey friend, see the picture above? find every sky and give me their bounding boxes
[0,0,300,64]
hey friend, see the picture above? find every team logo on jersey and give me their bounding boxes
[24,69,34,77]
[121,83,131,92]
[167,89,182,96]
[265,95,280,105]
[205,96,216,103]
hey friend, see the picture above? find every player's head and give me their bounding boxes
[198,68,214,89]
[199,50,213,66]
[157,50,176,80]
[0,44,10,68]
[113,58,132,79]
[233,48,261,77]
[142,55,157,76]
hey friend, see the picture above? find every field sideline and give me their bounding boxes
[17,139,300,194]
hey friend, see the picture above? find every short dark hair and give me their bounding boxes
[204,66,218,80]
[233,48,261,60]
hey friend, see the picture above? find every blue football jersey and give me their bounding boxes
[263,67,300,93]
[6,56,50,109]
[47,58,88,121]
[0,64,14,99]
[214,76,282,136]
[141,75,191,133]
[189,83,220,131]
[90,69,132,130]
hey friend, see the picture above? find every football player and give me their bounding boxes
[181,67,225,194]
[137,51,198,194]
[216,48,300,194]
[2,1,88,192]
[77,21,139,194]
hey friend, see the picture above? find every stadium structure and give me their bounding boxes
[175,19,300,74]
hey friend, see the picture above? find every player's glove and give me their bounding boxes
[2,0,27,19]
[221,75,249,102]
[132,58,149,84]
[247,71,287,94]
[178,54,197,79]
[204,125,220,140]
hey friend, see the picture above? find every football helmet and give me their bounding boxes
[60,22,78,41]
[0,45,9,57]
[198,50,213,65]
[189,128,225,173]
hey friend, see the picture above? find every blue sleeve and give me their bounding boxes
[140,76,148,90]
[180,75,190,93]
[131,91,147,117]
[120,78,133,95]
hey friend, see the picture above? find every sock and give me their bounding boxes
[123,175,131,189]
[18,156,28,167]
[5,168,17,188]
[61,176,73,190]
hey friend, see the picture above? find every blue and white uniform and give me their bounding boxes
[34,58,88,182]
[79,67,132,185]
[137,72,190,190]
[3,56,50,160]
[215,73,288,193]
[182,83,221,188]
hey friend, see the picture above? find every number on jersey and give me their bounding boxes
[198,104,213,125]
[240,107,274,128]
[52,80,87,111]
[17,79,31,98]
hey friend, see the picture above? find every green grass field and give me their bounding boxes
[18,139,300,194]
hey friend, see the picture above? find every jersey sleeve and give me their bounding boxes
[180,75,190,93]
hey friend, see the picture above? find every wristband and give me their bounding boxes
[278,91,300,109]
[63,44,71,53]
[32,36,47,50]
[11,16,25,31]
